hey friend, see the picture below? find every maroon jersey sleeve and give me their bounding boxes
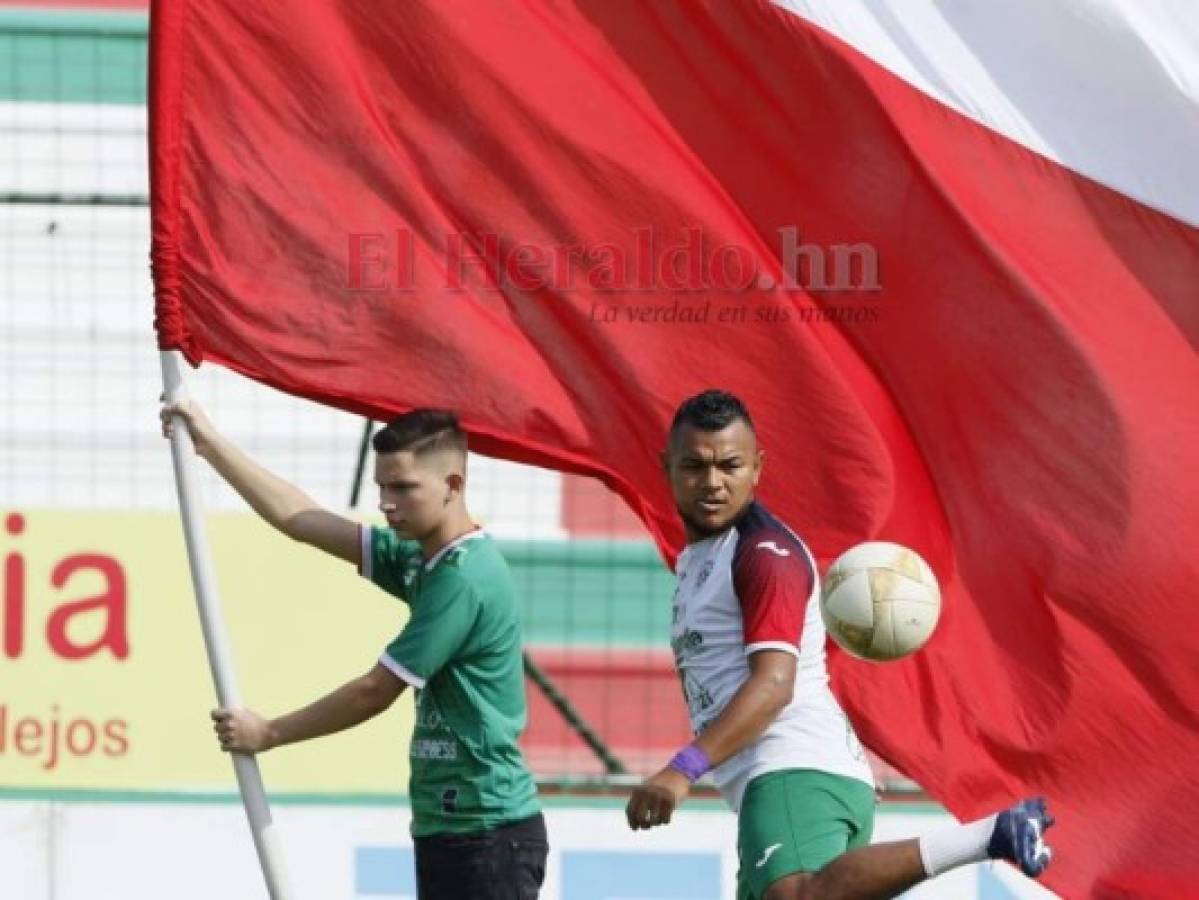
[732,507,816,653]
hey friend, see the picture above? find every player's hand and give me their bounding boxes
[626,767,691,830]
[160,397,217,457]
[211,707,275,753]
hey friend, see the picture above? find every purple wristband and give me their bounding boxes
[668,744,712,783]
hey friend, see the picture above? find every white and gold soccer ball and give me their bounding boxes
[820,542,941,662]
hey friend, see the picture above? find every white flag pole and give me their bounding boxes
[160,350,294,899]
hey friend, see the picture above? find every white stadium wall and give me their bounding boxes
[0,797,1056,900]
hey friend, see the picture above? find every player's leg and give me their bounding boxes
[414,814,549,900]
[736,769,876,900]
[412,827,497,899]
[759,796,1055,900]
[492,812,549,900]
[762,840,923,899]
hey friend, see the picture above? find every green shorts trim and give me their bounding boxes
[736,768,876,900]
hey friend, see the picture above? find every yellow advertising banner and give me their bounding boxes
[0,510,413,792]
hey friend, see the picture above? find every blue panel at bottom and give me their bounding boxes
[355,846,416,896]
[563,850,722,900]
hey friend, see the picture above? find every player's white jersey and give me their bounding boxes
[671,501,875,811]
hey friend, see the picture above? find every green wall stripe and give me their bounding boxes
[0,9,148,35]
[497,540,675,648]
[0,8,148,105]
[497,540,665,569]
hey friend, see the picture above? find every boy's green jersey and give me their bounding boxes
[362,526,540,837]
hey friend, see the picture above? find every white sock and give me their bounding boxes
[918,814,997,877]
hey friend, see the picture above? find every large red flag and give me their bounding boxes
[150,1,1199,895]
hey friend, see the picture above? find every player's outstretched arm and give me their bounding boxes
[627,650,795,830]
[160,399,361,564]
[690,648,795,765]
[211,663,405,753]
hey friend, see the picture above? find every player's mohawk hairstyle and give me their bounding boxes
[670,389,755,436]
[373,409,468,458]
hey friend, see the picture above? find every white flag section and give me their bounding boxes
[774,0,1199,224]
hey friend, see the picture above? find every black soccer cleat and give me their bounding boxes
[987,796,1055,878]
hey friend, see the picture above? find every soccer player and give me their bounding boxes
[161,401,546,900]
[626,390,1054,900]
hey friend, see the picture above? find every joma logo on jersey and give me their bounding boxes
[696,560,715,587]
[756,540,791,557]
